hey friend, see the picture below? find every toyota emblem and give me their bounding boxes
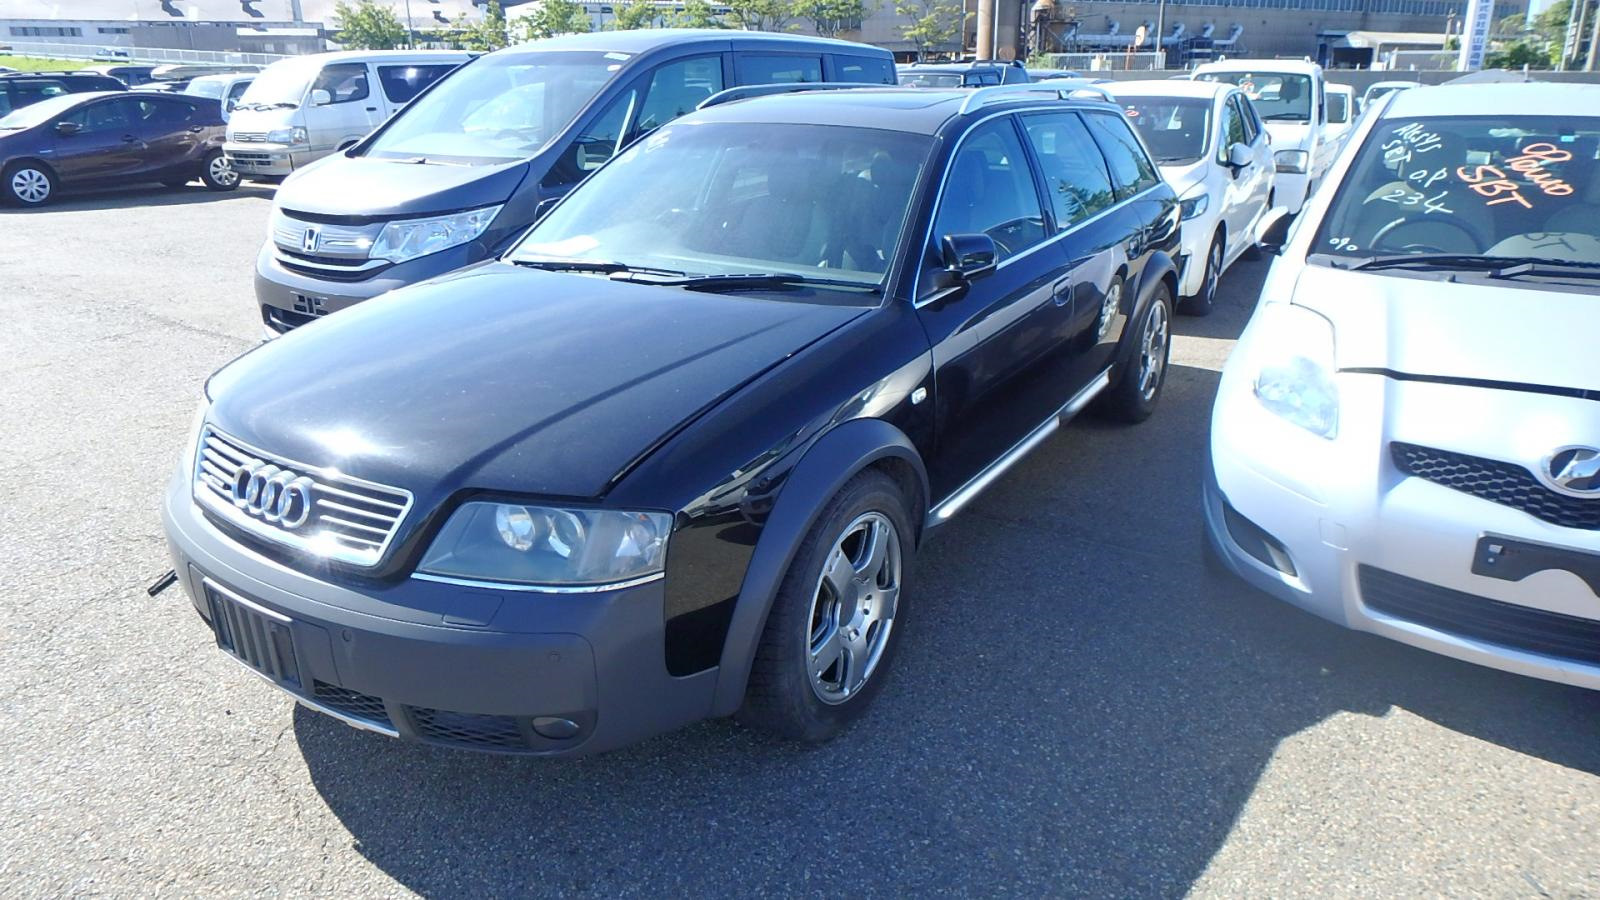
[1542,446,1600,498]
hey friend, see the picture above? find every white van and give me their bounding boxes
[225,50,469,177]
[1192,59,1329,214]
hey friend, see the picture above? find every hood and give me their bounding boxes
[206,263,867,503]
[1291,267,1597,389]
[1263,121,1312,150]
[1158,159,1208,198]
[276,154,529,218]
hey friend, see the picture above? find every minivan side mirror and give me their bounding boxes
[1257,209,1293,256]
[309,88,332,107]
[54,120,81,136]
[942,233,998,280]
[1226,142,1251,172]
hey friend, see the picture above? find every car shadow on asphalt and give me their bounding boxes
[289,268,1600,895]
[7,182,275,213]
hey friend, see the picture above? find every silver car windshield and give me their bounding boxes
[236,57,317,106]
[1313,115,1600,266]
[1198,71,1311,122]
[511,122,933,290]
[362,51,628,166]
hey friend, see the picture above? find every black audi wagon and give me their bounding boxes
[162,83,1180,754]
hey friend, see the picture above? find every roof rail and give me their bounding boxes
[956,80,1117,115]
[697,81,892,110]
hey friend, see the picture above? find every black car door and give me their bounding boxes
[132,96,203,174]
[49,97,146,182]
[913,115,1076,501]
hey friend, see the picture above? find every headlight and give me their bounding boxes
[417,502,672,589]
[369,205,502,264]
[1251,304,1338,439]
[1274,149,1309,174]
[265,127,307,145]
[1179,190,1209,220]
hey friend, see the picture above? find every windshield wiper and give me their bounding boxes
[1334,254,1600,279]
[609,271,880,293]
[509,258,685,277]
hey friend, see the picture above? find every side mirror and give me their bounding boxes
[1257,209,1293,256]
[1226,142,1251,171]
[54,120,81,136]
[309,88,332,107]
[941,233,998,280]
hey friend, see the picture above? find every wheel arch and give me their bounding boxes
[1114,250,1179,379]
[709,417,928,717]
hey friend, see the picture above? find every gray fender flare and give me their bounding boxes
[1114,250,1179,378]
[709,417,928,716]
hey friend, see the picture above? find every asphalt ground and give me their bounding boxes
[1,185,1597,898]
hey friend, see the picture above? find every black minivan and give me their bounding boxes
[255,29,896,335]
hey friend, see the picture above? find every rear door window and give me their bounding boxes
[1021,112,1117,229]
[312,63,370,104]
[735,54,823,85]
[1083,111,1161,200]
[632,55,724,138]
[135,97,195,131]
[832,55,894,84]
[377,64,458,104]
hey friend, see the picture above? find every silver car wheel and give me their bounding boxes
[1097,279,1123,340]
[11,167,50,204]
[806,511,901,706]
[1137,299,1169,401]
[1204,238,1222,303]
[208,154,238,187]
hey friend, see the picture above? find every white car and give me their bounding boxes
[1323,82,1355,159]
[1361,79,1418,109]
[1193,59,1329,216]
[1207,83,1600,689]
[1111,80,1275,315]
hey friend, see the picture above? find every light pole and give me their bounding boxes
[1154,0,1166,67]
[404,0,415,48]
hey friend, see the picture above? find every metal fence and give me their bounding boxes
[1042,51,1167,72]
[0,41,289,67]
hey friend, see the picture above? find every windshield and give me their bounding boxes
[1198,71,1311,122]
[511,122,933,291]
[901,72,963,88]
[0,93,83,130]
[1120,96,1211,163]
[1312,115,1600,266]
[237,57,316,107]
[363,51,626,166]
[184,78,227,100]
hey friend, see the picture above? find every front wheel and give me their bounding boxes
[1179,232,1223,317]
[3,162,57,207]
[1096,282,1173,424]
[199,149,239,191]
[739,470,913,743]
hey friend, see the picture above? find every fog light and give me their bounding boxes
[531,716,581,739]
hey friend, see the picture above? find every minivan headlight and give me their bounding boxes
[1178,189,1209,220]
[1251,304,1338,439]
[265,127,307,145]
[1274,149,1309,174]
[370,205,502,264]
[417,502,672,589]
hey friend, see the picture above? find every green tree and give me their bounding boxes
[1534,0,1573,38]
[459,0,512,50]
[1484,38,1555,69]
[725,0,797,31]
[895,0,965,60]
[517,0,593,39]
[796,0,870,38]
[610,0,661,30]
[332,0,407,50]
[669,0,724,27]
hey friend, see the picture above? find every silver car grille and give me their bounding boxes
[231,131,269,142]
[271,210,382,260]
[193,426,413,568]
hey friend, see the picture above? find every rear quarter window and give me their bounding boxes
[736,54,823,84]
[1083,110,1161,199]
[834,55,894,85]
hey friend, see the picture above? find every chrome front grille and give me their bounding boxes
[231,131,269,142]
[193,426,413,567]
[271,209,381,260]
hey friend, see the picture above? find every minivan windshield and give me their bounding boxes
[511,122,933,291]
[184,77,228,100]
[1312,115,1600,268]
[1119,96,1211,163]
[0,92,83,130]
[1197,71,1311,122]
[900,71,963,88]
[363,51,628,166]
[237,57,317,108]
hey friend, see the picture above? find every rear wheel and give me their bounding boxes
[1096,282,1173,423]
[739,470,912,743]
[1179,232,1223,316]
[199,149,239,191]
[3,162,56,207]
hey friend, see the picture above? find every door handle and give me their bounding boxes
[1051,274,1073,307]
[365,106,377,112]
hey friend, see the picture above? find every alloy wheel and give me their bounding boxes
[806,511,901,705]
[11,168,50,204]
[209,155,239,187]
[1097,280,1123,340]
[1137,299,1170,401]
[1204,239,1222,305]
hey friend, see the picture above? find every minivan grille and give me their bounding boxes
[1391,442,1600,531]
[193,426,413,567]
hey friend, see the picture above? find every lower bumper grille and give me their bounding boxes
[311,680,392,729]
[1360,565,1600,666]
[263,304,320,334]
[207,583,301,688]
[1391,442,1600,531]
[410,707,529,750]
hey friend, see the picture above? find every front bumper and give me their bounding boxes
[1206,370,1600,689]
[161,470,717,755]
[224,142,313,178]
[253,239,483,337]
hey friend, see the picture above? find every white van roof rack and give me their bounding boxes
[957,80,1117,115]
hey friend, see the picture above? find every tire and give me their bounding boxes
[1096,281,1173,424]
[3,161,57,207]
[739,469,913,743]
[199,149,239,192]
[1179,232,1223,317]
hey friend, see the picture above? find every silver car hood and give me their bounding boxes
[1292,267,1597,389]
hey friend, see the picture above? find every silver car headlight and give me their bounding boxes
[265,126,307,145]
[417,502,672,589]
[1178,189,1209,220]
[369,205,502,264]
[1251,304,1339,439]
[1274,149,1309,174]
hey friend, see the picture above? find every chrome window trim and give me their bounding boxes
[411,570,665,594]
[911,106,1160,308]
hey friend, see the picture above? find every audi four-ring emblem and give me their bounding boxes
[231,461,315,529]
